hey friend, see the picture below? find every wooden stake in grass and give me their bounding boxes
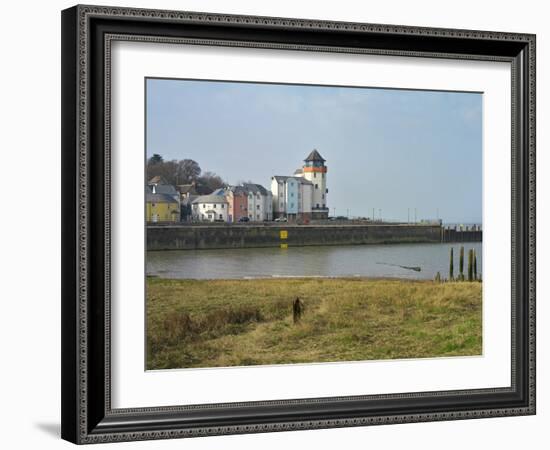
[474,249,478,281]
[468,249,473,282]
[459,246,465,281]
[293,298,304,324]
[449,247,454,280]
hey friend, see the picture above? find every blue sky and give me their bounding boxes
[146,78,482,223]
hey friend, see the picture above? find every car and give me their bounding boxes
[274,216,288,222]
[238,216,250,222]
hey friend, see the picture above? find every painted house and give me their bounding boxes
[242,183,273,222]
[226,185,249,222]
[146,190,180,223]
[191,194,229,222]
[271,176,313,222]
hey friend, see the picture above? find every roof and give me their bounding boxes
[146,193,179,203]
[304,149,325,163]
[148,175,168,185]
[227,185,247,195]
[242,183,269,196]
[272,175,312,185]
[176,184,197,195]
[152,184,178,196]
[192,194,228,204]
[211,188,227,196]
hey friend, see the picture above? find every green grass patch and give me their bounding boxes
[146,277,482,369]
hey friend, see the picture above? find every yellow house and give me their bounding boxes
[146,192,180,223]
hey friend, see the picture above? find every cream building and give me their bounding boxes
[242,183,273,221]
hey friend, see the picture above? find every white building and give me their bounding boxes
[242,183,273,221]
[191,194,229,222]
[271,149,328,221]
[271,176,313,222]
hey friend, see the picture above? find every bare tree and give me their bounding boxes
[176,159,201,184]
[146,155,225,191]
[197,171,225,194]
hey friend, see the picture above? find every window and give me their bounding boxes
[221,204,224,208]
[256,205,260,210]
[290,192,294,197]
[280,203,283,208]
[213,204,217,208]
[219,214,223,220]
[151,203,156,207]
[316,203,320,208]
[322,194,324,199]
[257,214,260,220]
[314,172,317,178]
[257,194,260,199]
[322,204,325,208]
[291,203,294,208]
[315,184,318,189]
[203,204,206,208]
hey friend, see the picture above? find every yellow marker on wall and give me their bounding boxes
[280,243,288,249]
[280,230,288,240]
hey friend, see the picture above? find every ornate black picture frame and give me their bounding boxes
[61,4,536,444]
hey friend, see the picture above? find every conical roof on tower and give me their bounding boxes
[304,149,326,163]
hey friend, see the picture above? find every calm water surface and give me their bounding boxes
[147,242,482,280]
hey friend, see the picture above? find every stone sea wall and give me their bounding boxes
[147,224,444,251]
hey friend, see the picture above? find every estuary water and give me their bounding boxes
[147,242,482,280]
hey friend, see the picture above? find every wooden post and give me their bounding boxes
[449,247,454,280]
[474,249,478,281]
[293,298,304,324]
[459,246,464,281]
[468,249,473,281]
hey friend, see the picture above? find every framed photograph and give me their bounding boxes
[61,5,536,444]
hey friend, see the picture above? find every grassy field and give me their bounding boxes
[146,277,482,370]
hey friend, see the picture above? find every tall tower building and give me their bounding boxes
[301,149,328,219]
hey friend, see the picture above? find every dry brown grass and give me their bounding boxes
[146,277,482,369]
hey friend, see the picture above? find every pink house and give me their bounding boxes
[227,186,248,222]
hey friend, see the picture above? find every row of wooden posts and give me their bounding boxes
[435,246,479,282]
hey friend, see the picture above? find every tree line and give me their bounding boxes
[147,154,226,194]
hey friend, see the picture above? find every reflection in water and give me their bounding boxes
[147,242,483,280]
